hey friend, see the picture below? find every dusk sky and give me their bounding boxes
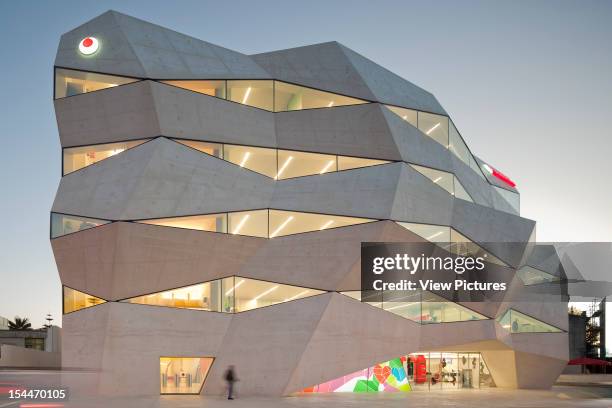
[1,0,611,328]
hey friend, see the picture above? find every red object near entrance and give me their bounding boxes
[413,355,427,383]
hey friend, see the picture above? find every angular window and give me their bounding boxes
[337,156,390,171]
[228,210,268,238]
[274,81,366,112]
[227,80,273,111]
[341,290,486,324]
[234,278,325,312]
[124,277,235,312]
[395,223,507,267]
[268,210,375,237]
[24,338,45,351]
[410,164,454,195]
[417,111,449,147]
[160,357,213,394]
[137,213,227,233]
[386,105,418,127]
[453,178,474,202]
[172,140,223,158]
[161,80,226,98]
[516,266,560,286]
[396,222,451,243]
[382,291,422,322]
[63,286,106,314]
[223,144,277,178]
[54,68,139,99]
[276,150,337,179]
[449,121,486,180]
[494,186,520,214]
[51,213,110,238]
[63,139,149,174]
[450,229,507,267]
[497,309,562,333]
[421,292,487,323]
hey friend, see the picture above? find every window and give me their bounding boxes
[341,290,487,324]
[228,210,269,237]
[24,338,45,351]
[63,139,149,174]
[223,144,276,178]
[396,222,451,243]
[276,150,337,179]
[51,213,110,238]
[494,186,520,214]
[137,213,227,233]
[173,140,223,158]
[160,357,213,394]
[450,229,507,267]
[449,122,487,180]
[268,210,375,237]
[516,266,560,286]
[234,278,325,312]
[417,111,449,147]
[410,164,454,195]
[395,222,507,267]
[274,81,366,111]
[227,80,273,111]
[161,80,226,98]
[386,105,418,127]
[420,292,487,323]
[123,277,324,313]
[337,156,389,171]
[63,287,106,314]
[54,68,139,99]
[497,309,562,333]
[124,278,234,312]
[172,139,392,179]
[453,178,474,202]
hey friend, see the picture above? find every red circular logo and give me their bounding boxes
[82,37,94,48]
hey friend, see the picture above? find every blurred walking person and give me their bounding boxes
[224,365,237,400]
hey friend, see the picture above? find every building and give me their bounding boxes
[50,11,569,397]
[0,316,8,331]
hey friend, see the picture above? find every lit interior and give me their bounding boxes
[63,139,149,174]
[54,68,138,99]
[51,213,110,238]
[123,276,325,313]
[274,81,366,111]
[497,308,562,333]
[63,287,106,313]
[160,357,213,394]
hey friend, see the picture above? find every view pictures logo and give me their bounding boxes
[372,253,486,275]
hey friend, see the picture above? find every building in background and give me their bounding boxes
[0,316,8,331]
[50,11,569,397]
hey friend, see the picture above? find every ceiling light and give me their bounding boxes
[225,279,245,296]
[426,123,440,135]
[242,87,252,104]
[319,160,335,174]
[385,302,418,311]
[327,101,334,107]
[239,152,251,167]
[426,231,444,240]
[270,216,294,238]
[284,290,310,302]
[232,214,250,235]
[275,156,293,179]
[253,285,278,301]
[319,220,334,230]
[432,176,442,183]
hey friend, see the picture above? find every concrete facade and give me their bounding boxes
[51,11,568,397]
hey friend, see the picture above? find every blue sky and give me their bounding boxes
[0,0,611,327]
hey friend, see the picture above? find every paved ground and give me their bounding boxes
[1,370,611,408]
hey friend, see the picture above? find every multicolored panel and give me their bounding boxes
[301,357,411,393]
